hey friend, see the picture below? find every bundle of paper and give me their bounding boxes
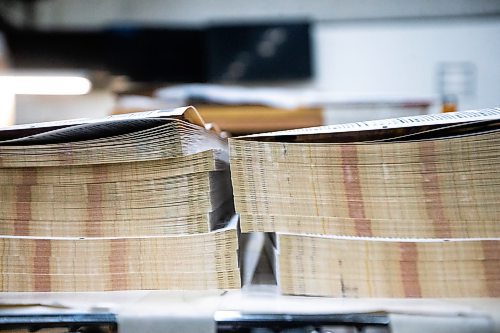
[277,234,499,297]
[0,107,240,291]
[230,108,500,297]
[0,220,239,292]
[0,109,226,167]
[0,158,233,237]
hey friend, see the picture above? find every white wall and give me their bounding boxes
[15,91,115,125]
[313,18,500,112]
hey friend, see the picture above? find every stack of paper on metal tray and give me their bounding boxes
[0,107,240,292]
[229,107,500,297]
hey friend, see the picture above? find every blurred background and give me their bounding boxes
[0,0,499,134]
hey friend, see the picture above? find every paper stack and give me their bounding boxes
[229,108,500,297]
[0,107,241,292]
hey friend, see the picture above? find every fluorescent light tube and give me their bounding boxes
[0,75,91,95]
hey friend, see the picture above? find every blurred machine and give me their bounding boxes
[2,19,312,83]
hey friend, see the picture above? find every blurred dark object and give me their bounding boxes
[5,29,106,69]
[206,22,312,82]
[104,26,205,82]
[1,18,312,83]
[2,24,205,82]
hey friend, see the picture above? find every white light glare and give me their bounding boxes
[0,75,91,95]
